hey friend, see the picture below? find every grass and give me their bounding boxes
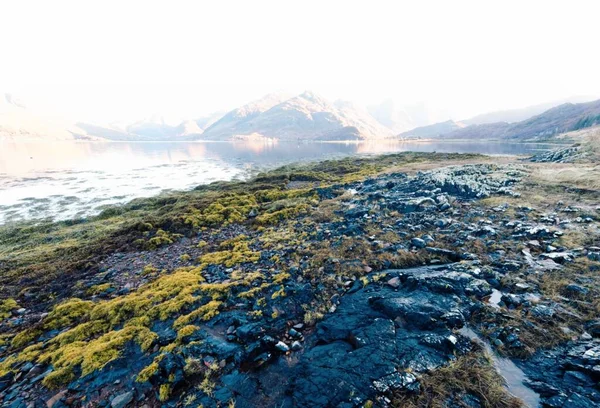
[392,350,524,408]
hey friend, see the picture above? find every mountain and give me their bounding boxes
[0,93,93,141]
[367,99,414,133]
[195,111,226,131]
[200,93,291,139]
[445,99,600,140]
[398,120,464,139]
[462,96,596,125]
[367,100,451,134]
[201,91,393,141]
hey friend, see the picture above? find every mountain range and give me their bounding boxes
[404,99,600,141]
[1,92,599,142]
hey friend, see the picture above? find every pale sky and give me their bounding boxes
[1,0,599,124]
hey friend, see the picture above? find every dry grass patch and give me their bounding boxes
[392,351,523,408]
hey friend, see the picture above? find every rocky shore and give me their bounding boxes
[1,151,599,407]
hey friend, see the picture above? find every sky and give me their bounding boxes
[1,0,600,124]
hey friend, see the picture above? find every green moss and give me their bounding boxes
[174,300,222,328]
[42,366,77,389]
[199,241,260,269]
[142,264,159,275]
[137,356,163,383]
[238,283,270,299]
[86,283,112,296]
[179,253,191,262]
[177,325,199,340]
[11,328,41,349]
[184,194,258,229]
[159,383,172,401]
[145,229,182,250]
[248,310,263,319]
[44,298,94,330]
[271,286,286,300]
[39,325,157,388]
[255,203,311,225]
[272,272,291,284]
[0,298,18,319]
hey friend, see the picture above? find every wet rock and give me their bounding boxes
[585,320,600,337]
[373,371,419,394]
[275,341,289,352]
[434,218,451,228]
[531,304,555,320]
[566,284,589,296]
[588,252,600,261]
[111,391,134,408]
[372,295,456,330]
[291,341,303,351]
[0,371,13,392]
[411,237,427,248]
[386,276,401,289]
[540,252,574,264]
[236,323,264,342]
[46,390,67,408]
[474,226,496,236]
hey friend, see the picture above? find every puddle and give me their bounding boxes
[459,327,540,408]
[488,289,503,308]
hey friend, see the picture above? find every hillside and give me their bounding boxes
[444,99,600,140]
[201,91,394,141]
[462,96,595,125]
[398,120,464,139]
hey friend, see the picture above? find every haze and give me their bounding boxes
[1,0,600,124]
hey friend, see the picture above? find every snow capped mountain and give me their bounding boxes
[201,91,393,141]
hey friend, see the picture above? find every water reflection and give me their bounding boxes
[0,140,553,224]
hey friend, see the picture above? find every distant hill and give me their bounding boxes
[462,96,595,125]
[398,120,464,139]
[445,99,600,140]
[201,91,393,141]
[76,112,226,141]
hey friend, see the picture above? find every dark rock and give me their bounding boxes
[565,284,589,295]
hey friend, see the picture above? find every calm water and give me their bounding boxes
[0,140,552,224]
